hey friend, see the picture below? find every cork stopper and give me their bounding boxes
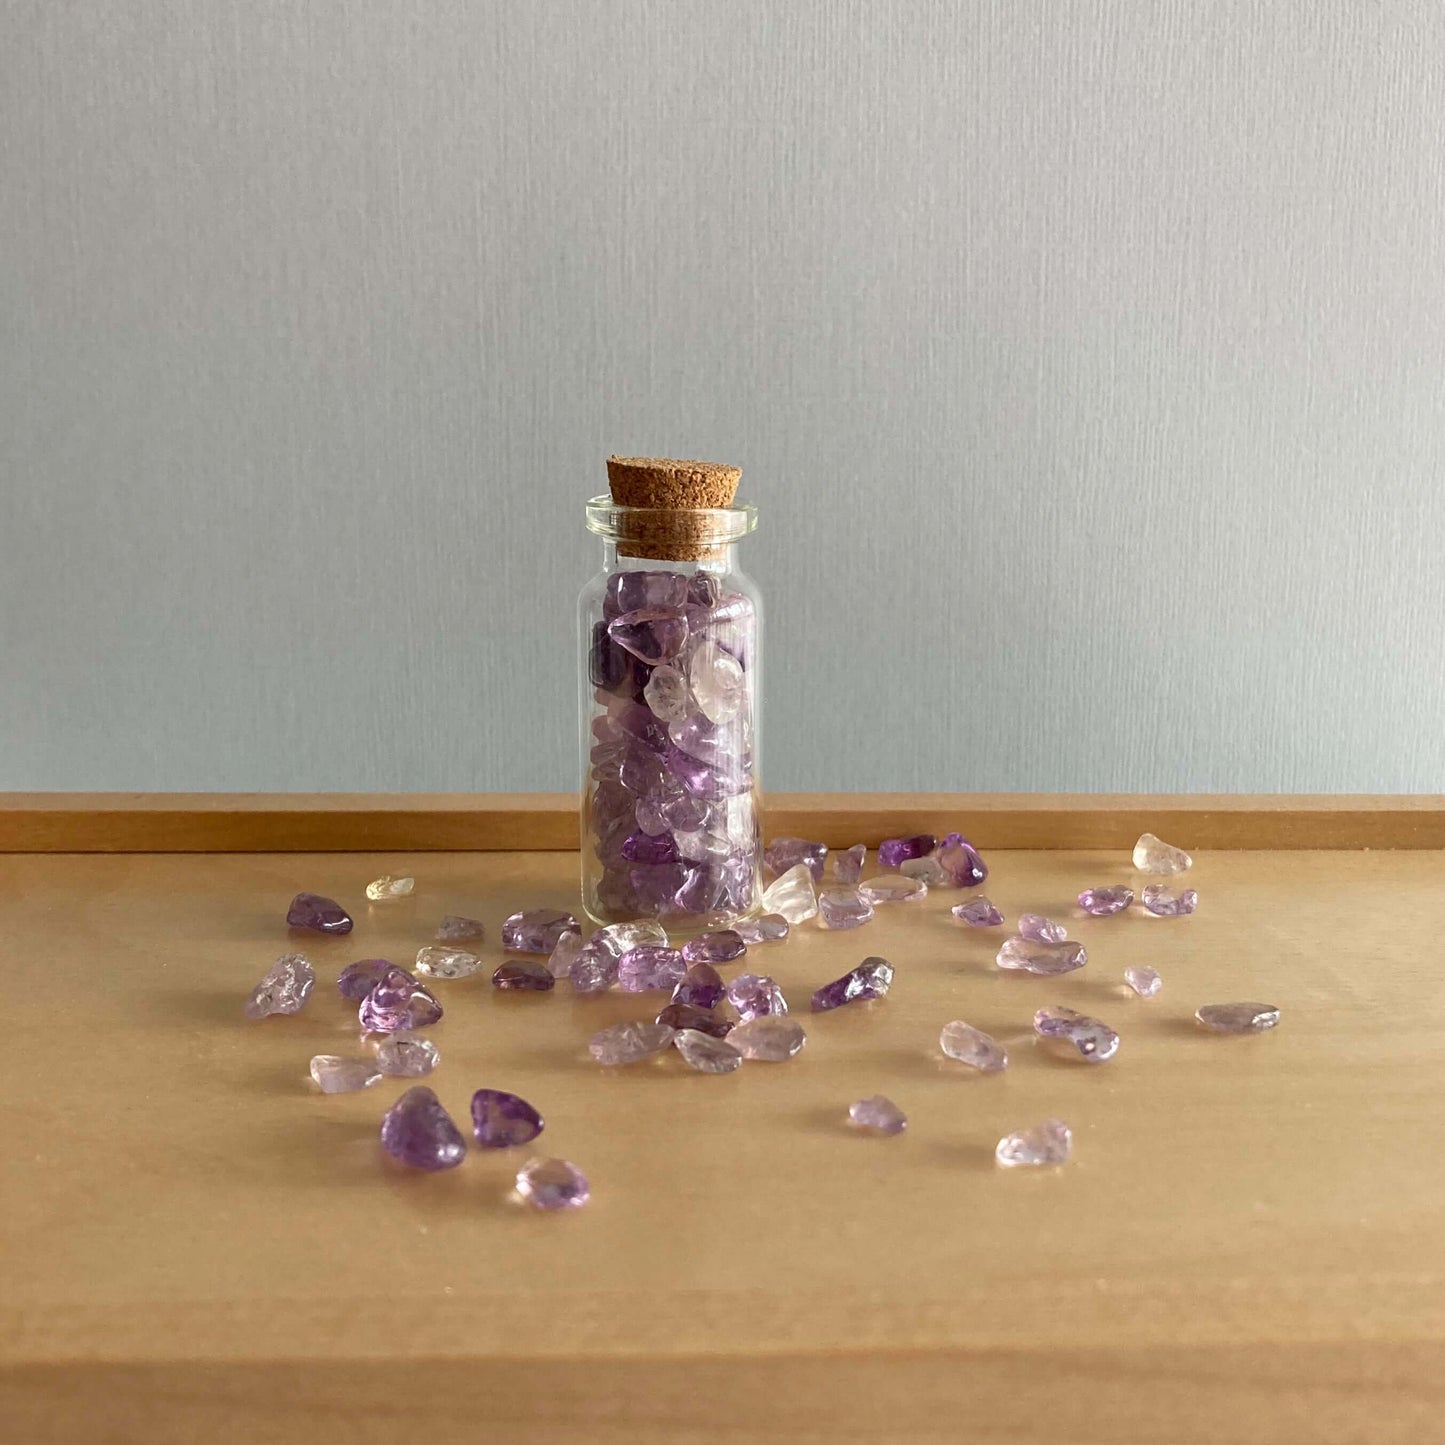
[605,456,743,561]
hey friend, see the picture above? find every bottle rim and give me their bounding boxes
[585,495,758,546]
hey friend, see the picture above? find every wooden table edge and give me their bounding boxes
[0,791,1440,853]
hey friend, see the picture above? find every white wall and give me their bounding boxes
[4,1,1443,794]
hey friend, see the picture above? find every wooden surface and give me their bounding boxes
[3,791,1445,852]
[3,822,1445,1442]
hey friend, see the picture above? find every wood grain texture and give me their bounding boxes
[3,844,1444,1441]
[1,792,1443,852]
[5,4,1445,797]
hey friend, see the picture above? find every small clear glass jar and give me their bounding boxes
[579,497,763,928]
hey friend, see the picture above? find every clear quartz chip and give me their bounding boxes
[1133,832,1192,875]
[996,1118,1071,1168]
[848,1095,907,1135]
[1195,1002,1279,1033]
[939,1020,1007,1072]
[366,875,415,901]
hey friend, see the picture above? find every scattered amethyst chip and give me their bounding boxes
[1078,885,1135,916]
[733,913,789,945]
[380,1087,467,1170]
[492,959,556,992]
[502,909,581,954]
[681,929,746,965]
[876,835,936,869]
[764,838,828,881]
[286,892,353,935]
[951,897,1003,928]
[337,958,392,1001]
[516,1157,590,1210]
[471,1089,545,1148]
[358,966,443,1032]
[725,971,788,1020]
[244,953,315,1019]
[618,944,687,993]
[656,1001,734,1037]
[671,961,726,1010]
[937,833,988,888]
[811,957,894,1012]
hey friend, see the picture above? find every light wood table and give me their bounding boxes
[2,794,1443,1443]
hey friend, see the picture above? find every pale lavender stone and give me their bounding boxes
[618,944,687,993]
[939,1020,1008,1072]
[286,892,353,935]
[996,936,1087,976]
[812,957,894,1012]
[471,1089,544,1148]
[730,1016,806,1061]
[818,888,874,929]
[672,863,728,915]
[1033,1005,1120,1063]
[764,838,828,881]
[674,1028,743,1073]
[309,1055,382,1093]
[492,959,556,991]
[656,1001,734,1037]
[380,1087,467,1170]
[568,940,620,993]
[937,833,988,888]
[373,1032,440,1076]
[665,745,749,801]
[336,957,390,1002]
[622,830,680,865]
[436,914,485,943]
[733,913,790,945]
[1018,913,1068,944]
[829,844,867,884]
[358,966,443,1032]
[849,1095,907,1135]
[516,1157,590,1210]
[658,793,710,831]
[589,1020,677,1065]
[618,745,671,798]
[244,953,315,1018]
[876,835,935,869]
[502,909,581,954]
[1078,885,1135,916]
[634,796,671,835]
[1142,884,1198,917]
[996,1118,1071,1168]
[605,569,688,617]
[725,971,788,1020]
[1124,965,1163,997]
[858,874,927,905]
[667,714,736,766]
[672,961,725,1010]
[618,701,674,755]
[681,930,746,964]
[900,856,950,886]
[1196,1002,1280,1033]
[951,897,1004,928]
[608,608,689,665]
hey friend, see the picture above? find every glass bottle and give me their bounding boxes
[579,495,762,928]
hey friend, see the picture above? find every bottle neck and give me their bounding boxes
[602,542,737,574]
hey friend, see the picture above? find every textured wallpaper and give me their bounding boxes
[4,1,1443,791]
